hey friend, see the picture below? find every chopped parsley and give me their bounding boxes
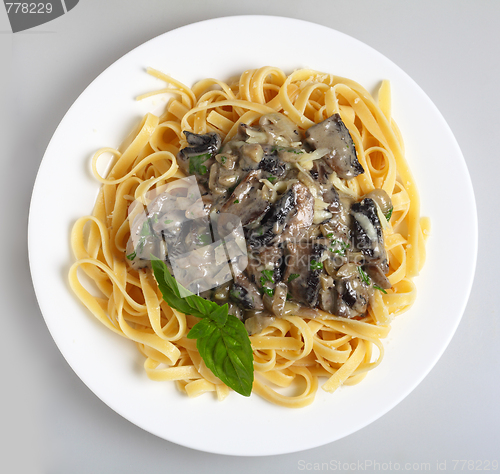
[164,219,173,225]
[126,251,136,261]
[288,273,300,282]
[259,269,275,286]
[261,286,274,297]
[199,234,211,245]
[230,288,241,299]
[358,266,371,285]
[261,269,274,283]
[310,259,323,271]
[328,236,350,257]
[189,153,211,176]
[233,199,240,204]
[140,221,152,237]
[267,176,277,183]
[385,207,393,221]
[271,146,304,154]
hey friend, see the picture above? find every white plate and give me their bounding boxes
[28,16,477,456]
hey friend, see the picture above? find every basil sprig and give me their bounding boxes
[150,257,254,397]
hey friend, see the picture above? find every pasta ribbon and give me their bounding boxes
[69,67,427,407]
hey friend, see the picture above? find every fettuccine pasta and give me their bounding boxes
[69,67,429,407]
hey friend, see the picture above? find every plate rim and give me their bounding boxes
[28,15,478,456]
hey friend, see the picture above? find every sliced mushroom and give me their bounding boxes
[245,186,295,248]
[259,113,301,144]
[246,182,313,248]
[305,114,364,179]
[244,311,276,335]
[177,131,221,179]
[280,182,314,243]
[318,273,336,313]
[334,263,371,318]
[220,170,270,226]
[263,282,288,317]
[236,123,268,144]
[283,241,326,307]
[258,147,287,177]
[364,264,391,289]
[365,188,393,220]
[351,198,389,273]
[229,273,264,310]
[245,244,284,286]
[310,160,341,212]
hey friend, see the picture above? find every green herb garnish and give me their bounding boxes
[164,219,173,225]
[150,257,254,397]
[199,234,211,245]
[261,286,274,297]
[267,176,277,183]
[233,199,240,204]
[189,153,211,176]
[227,179,241,195]
[288,273,300,282]
[310,259,323,271]
[328,237,350,257]
[126,251,136,261]
[358,266,370,285]
[261,269,274,283]
[385,207,393,221]
[140,221,152,237]
[373,285,388,294]
[272,145,303,155]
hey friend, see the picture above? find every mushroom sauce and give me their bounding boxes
[127,113,394,334]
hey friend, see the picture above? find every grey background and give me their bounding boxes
[1,1,498,473]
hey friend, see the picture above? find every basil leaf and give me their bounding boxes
[151,258,205,318]
[192,295,216,317]
[150,256,254,397]
[187,318,216,339]
[196,315,253,397]
[208,303,228,328]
